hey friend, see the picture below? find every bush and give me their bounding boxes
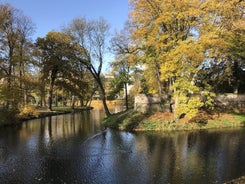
[17,105,39,119]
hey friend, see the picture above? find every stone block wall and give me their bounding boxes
[216,93,245,109]
[134,94,171,113]
[134,93,245,113]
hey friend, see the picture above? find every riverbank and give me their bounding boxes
[0,106,93,127]
[0,99,124,128]
[102,109,245,131]
[225,176,245,184]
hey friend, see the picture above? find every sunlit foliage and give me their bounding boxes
[128,0,245,119]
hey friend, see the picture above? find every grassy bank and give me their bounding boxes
[0,99,123,127]
[224,176,245,184]
[102,109,245,131]
[0,106,92,127]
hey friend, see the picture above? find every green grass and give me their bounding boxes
[232,113,245,124]
[102,110,245,132]
[102,110,137,130]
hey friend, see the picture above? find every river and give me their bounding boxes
[0,109,245,183]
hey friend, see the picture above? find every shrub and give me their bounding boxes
[17,105,39,119]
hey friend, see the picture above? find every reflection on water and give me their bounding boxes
[0,110,244,183]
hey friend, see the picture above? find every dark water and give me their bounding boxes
[0,110,245,184]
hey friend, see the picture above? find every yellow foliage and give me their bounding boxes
[175,96,204,120]
[172,78,204,120]
[18,105,39,119]
[129,0,244,114]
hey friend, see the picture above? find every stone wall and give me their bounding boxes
[216,93,245,109]
[134,94,171,113]
[134,93,245,113]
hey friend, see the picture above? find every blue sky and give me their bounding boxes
[1,0,129,39]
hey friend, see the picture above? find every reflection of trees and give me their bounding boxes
[1,117,244,183]
[134,130,245,183]
[35,112,103,141]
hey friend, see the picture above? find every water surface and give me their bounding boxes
[0,110,244,183]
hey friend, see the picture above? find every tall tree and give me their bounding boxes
[109,57,132,110]
[0,3,35,109]
[129,0,245,118]
[63,17,112,116]
[110,22,137,110]
[198,0,245,94]
[129,0,205,118]
[35,31,78,110]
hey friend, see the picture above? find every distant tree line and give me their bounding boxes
[0,3,112,116]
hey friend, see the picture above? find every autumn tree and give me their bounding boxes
[63,17,112,116]
[55,64,95,109]
[129,0,245,119]
[129,0,206,118]
[0,3,35,109]
[36,31,79,110]
[199,0,245,94]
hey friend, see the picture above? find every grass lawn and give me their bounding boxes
[102,109,245,131]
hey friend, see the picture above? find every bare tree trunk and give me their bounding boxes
[88,67,111,116]
[98,81,111,116]
[124,83,129,110]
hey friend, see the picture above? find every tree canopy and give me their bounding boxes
[127,0,245,119]
[0,1,244,121]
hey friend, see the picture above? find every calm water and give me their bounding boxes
[0,110,245,184]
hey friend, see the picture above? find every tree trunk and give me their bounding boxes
[48,87,53,111]
[154,61,162,97]
[48,76,55,111]
[71,95,75,110]
[124,82,129,110]
[88,67,111,116]
[79,98,84,107]
[233,61,239,94]
[97,79,111,116]
[55,92,58,107]
[100,85,111,117]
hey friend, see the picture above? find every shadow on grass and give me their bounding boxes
[102,110,131,129]
[124,112,147,131]
[102,109,150,131]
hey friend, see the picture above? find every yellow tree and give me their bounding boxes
[130,0,244,119]
[129,0,205,119]
[198,0,245,93]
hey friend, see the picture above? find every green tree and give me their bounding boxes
[110,23,137,110]
[55,66,95,109]
[109,57,132,110]
[35,31,78,110]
